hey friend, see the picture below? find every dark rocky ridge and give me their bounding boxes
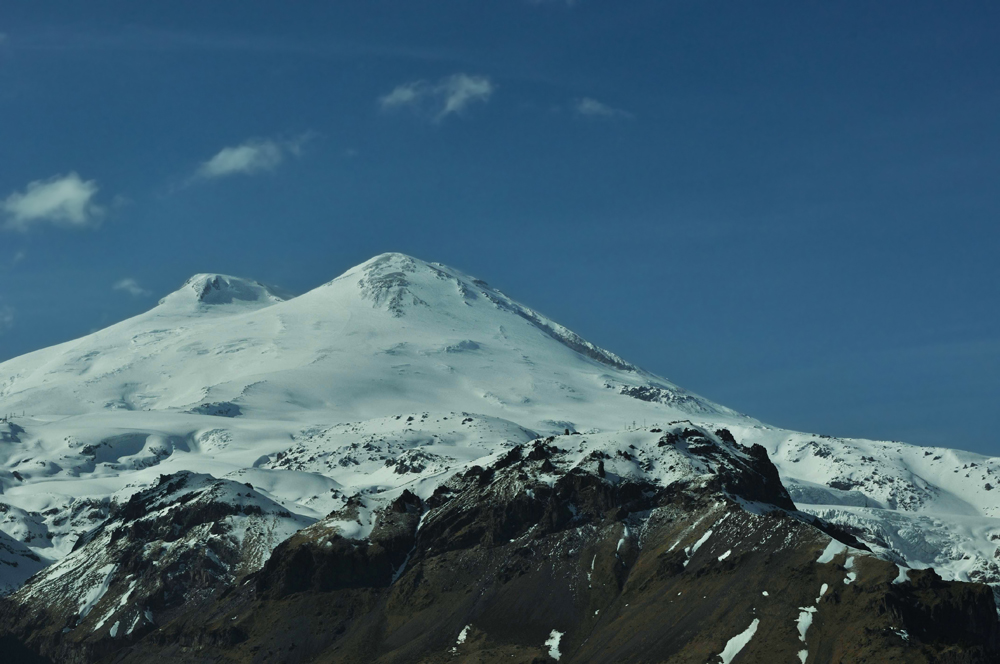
[0,473,309,664]
[2,430,996,663]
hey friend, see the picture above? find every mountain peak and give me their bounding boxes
[350,253,449,316]
[321,252,640,373]
[158,273,293,310]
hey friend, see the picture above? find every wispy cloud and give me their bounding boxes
[0,304,13,333]
[112,277,151,297]
[380,74,494,122]
[0,33,8,45]
[196,135,311,180]
[2,173,104,232]
[574,97,634,119]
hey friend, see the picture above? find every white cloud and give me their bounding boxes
[439,75,495,117]
[380,74,494,122]
[113,278,151,297]
[2,173,104,232]
[380,82,423,109]
[196,135,309,180]
[574,97,633,119]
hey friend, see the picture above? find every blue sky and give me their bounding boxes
[1,2,998,452]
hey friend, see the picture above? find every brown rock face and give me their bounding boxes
[2,432,998,663]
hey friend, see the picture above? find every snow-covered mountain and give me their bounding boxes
[0,253,743,568]
[1,252,999,660]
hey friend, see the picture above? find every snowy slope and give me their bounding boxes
[0,253,737,425]
[0,252,998,600]
[729,424,1000,590]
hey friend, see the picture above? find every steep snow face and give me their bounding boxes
[0,529,47,595]
[0,252,998,601]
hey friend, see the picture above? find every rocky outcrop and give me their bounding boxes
[257,490,422,598]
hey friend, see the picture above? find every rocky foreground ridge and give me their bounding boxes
[2,425,997,663]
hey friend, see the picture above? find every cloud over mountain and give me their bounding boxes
[112,277,151,297]
[2,173,104,232]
